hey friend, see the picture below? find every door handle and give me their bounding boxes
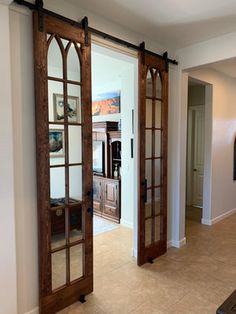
[142,179,147,202]
[87,207,93,218]
[193,168,198,172]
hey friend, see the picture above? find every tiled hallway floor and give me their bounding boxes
[59,214,236,314]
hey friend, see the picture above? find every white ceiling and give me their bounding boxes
[68,0,236,49]
[208,58,236,79]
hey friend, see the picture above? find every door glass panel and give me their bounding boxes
[48,37,63,79]
[52,249,66,290]
[49,126,65,166]
[68,126,82,164]
[146,69,153,97]
[67,84,81,123]
[51,208,66,249]
[50,167,65,200]
[145,130,152,158]
[69,207,83,243]
[70,244,83,281]
[145,99,152,128]
[154,188,161,215]
[61,38,70,49]
[69,166,82,202]
[154,216,161,242]
[154,159,161,186]
[155,101,162,129]
[156,71,162,99]
[154,130,161,157]
[67,43,81,82]
[145,219,152,247]
[48,81,64,123]
[145,190,152,218]
[145,160,152,188]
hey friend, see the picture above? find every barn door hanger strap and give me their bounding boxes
[35,0,44,32]
[82,16,89,46]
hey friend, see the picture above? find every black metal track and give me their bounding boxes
[14,0,178,65]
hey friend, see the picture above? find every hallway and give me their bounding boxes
[59,214,236,314]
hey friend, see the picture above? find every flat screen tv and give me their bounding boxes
[93,140,104,175]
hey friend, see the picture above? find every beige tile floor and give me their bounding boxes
[59,213,236,314]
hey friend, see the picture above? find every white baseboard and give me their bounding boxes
[167,237,186,248]
[24,308,39,314]
[131,247,137,258]
[201,207,236,226]
[120,219,133,229]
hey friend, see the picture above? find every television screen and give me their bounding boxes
[93,141,104,174]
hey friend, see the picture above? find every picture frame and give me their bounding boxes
[49,129,65,158]
[53,93,79,122]
[92,91,120,116]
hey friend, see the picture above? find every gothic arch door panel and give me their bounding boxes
[33,12,93,313]
[138,52,168,266]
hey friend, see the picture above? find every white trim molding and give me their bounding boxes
[167,237,186,248]
[202,208,236,226]
[25,307,39,314]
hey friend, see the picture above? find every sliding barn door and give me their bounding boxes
[33,12,93,313]
[138,52,168,266]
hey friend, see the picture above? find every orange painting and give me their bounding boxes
[92,91,120,116]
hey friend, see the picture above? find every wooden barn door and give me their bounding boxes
[33,12,93,313]
[138,51,168,266]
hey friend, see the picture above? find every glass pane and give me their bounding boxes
[52,249,66,290]
[48,37,63,79]
[67,43,81,82]
[154,216,161,242]
[145,99,152,128]
[145,130,152,158]
[145,190,152,218]
[154,159,161,186]
[145,160,152,188]
[146,69,153,97]
[156,71,162,99]
[154,131,161,157]
[49,127,65,166]
[145,219,152,247]
[67,84,81,123]
[51,208,66,249]
[155,188,161,215]
[69,206,83,243]
[50,167,65,199]
[61,38,70,49]
[69,126,82,164]
[70,244,83,281]
[69,166,82,202]
[48,81,64,123]
[155,101,162,129]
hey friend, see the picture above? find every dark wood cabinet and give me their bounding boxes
[93,176,120,223]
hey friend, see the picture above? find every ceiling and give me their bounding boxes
[208,58,236,79]
[68,0,236,49]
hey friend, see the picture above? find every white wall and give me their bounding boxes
[0,3,18,314]
[188,69,236,221]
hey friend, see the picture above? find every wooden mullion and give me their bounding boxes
[151,70,156,245]
[146,96,163,102]
[51,239,85,254]
[49,121,83,126]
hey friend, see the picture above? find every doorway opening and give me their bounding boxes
[91,42,138,271]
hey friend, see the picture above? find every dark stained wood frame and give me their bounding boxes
[33,12,93,313]
[138,52,168,266]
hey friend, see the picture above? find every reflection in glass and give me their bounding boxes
[51,208,66,250]
[145,190,152,218]
[154,131,161,157]
[145,99,152,128]
[145,160,152,188]
[145,130,152,158]
[154,188,161,215]
[50,167,65,199]
[154,159,161,186]
[48,37,63,79]
[69,166,82,202]
[155,101,162,129]
[154,216,161,242]
[52,249,66,290]
[156,71,162,99]
[67,84,81,123]
[70,244,83,282]
[67,43,81,82]
[49,126,65,166]
[146,69,153,97]
[69,126,82,164]
[145,219,152,247]
[69,207,83,243]
[48,81,64,123]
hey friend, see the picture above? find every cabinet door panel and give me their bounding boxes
[104,181,118,207]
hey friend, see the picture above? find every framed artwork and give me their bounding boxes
[53,93,79,122]
[92,91,120,116]
[49,129,65,157]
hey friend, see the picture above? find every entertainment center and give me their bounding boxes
[92,121,121,223]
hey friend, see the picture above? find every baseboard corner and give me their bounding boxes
[168,237,186,248]
[24,307,39,314]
